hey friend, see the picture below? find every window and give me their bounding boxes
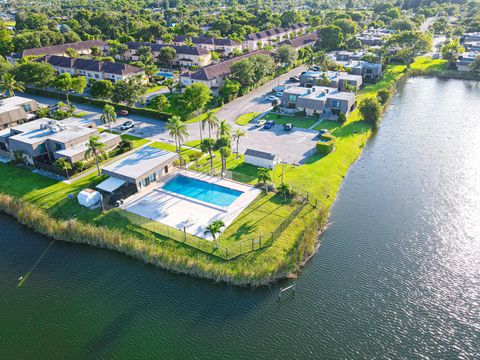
[288,95,296,102]
[23,103,31,112]
[148,173,156,182]
[331,100,340,108]
[37,143,47,154]
[54,143,62,151]
[95,74,99,78]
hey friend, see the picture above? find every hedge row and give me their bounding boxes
[23,87,172,120]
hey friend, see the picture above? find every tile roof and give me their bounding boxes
[245,23,308,41]
[282,32,318,49]
[125,42,210,56]
[187,50,272,81]
[173,36,241,47]
[38,55,144,75]
[16,40,108,58]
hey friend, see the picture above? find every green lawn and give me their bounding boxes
[150,141,199,160]
[263,113,319,129]
[3,20,15,27]
[146,85,165,94]
[120,134,150,148]
[184,107,222,124]
[235,112,260,126]
[411,56,448,72]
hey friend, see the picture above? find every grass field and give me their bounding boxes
[263,113,319,129]
[120,134,150,148]
[0,62,413,285]
[184,107,222,124]
[235,112,260,125]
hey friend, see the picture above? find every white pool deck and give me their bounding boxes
[121,170,261,240]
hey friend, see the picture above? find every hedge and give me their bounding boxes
[22,87,172,120]
[316,134,336,154]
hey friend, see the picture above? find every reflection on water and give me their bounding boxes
[0,78,479,359]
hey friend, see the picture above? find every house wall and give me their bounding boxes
[244,155,277,169]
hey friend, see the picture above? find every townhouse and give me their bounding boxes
[244,23,309,51]
[357,28,393,46]
[0,96,39,130]
[300,71,363,90]
[121,42,212,67]
[281,86,356,116]
[165,36,243,56]
[281,31,319,49]
[37,55,145,83]
[0,117,120,165]
[456,52,479,72]
[6,40,109,63]
[180,50,272,91]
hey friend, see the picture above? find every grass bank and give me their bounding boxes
[0,63,412,286]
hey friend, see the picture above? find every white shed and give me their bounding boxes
[244,149,278,169]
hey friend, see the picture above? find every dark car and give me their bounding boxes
[318,128,329,136]
[283,123,293,131]
[264,120,275,129]
[289,76,300,82]
[117,110,129,116]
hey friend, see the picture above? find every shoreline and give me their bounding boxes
[1,58,464,287]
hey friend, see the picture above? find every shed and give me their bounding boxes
[244,149,278,169]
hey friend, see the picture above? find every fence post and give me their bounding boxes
[271,232,274,244]
[315,198,318,208]
[226,247,228,258]
[252,238,254,250]
[183,226,187,242]
[259,236,262,248]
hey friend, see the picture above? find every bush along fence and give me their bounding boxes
[114,186,324,260]
[22,87,171,120]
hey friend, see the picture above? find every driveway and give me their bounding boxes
[215,65,308,123]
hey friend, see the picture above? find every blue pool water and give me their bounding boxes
[157,72,173,78]
[162,175,243,207]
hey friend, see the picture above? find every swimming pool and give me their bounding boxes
[157,72,173,78]
[162,175,243,207]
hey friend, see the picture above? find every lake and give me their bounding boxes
[1,77,479,359]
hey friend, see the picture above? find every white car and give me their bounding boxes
[120,120,134,130]
[266,95,279,102]
[254,119,266,127]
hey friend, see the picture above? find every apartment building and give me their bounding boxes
[244,23,309,51]
[0,96,39,129]
[166,36,243,56]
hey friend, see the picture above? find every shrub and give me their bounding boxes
[73,161,88,172]
[316,141,334,154]
[337,112,347,124]
[188,151,203,162]
[295,110,307,117]
[377,88,393,104]
[359,97,382,128]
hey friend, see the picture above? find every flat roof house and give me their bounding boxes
[6,40,109,63]
[122,42,212,68]
[281,86,356,116]
[37,55,145,83]
[180,50,272,91]
[337,60,383,82]
[456,52,479,72]
[0,117,121,165]
[300,70,363,90]
[101,146,178,192]
[0,96,39,129]
[244,149,278,169]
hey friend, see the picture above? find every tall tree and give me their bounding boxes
[13,62,56,88]
[166,116,189,152]
[274,45,298,67]
[315,25,344,51]
[52,73,87,103]
[100,104,117,133]
[54,158,72,179]
[90,79,114,100]
[232,128,246,158]
[202,111,219,138]
[182,82,212,116]
[257,167,272,193]
[217,119,232,138]
[85,136,107,176]
[0,73,24,97]
[384,30,432,68]
[200,138,216,174]
[158,46,176,67]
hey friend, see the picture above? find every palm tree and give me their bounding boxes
[54,158,73,179]
[85,136,107,176]
[278,183,290,202]
[232,129,246,158]
[200,138,216,174]
[202,111,219,138]
[204,219,225,241]
[217,119,232,138]
[100,104,117,133]
[166,116,189,153]
[0,73,24,97]
[219,146,231,175]
[257,167,272,193]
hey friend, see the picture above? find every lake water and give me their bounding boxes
[1,77,479,359]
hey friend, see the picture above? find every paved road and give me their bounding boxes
[215,65,308,123]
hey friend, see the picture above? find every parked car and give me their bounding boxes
[254,119,266,127]
[317,128,329,136]
[120,120,134,130]
[283,123,293,131]
[310,65,320,71]
[289,76,300,82]
[266,95,279,102]
[117,110,129,116]
[264,120,275,129]
[276,91,283,97]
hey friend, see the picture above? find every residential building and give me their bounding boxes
[281,31,318,49]
[244,23,309,51]
[6,40,109,63]
[334,50,368,62]
[461,32,480,43]
[357,28,393,46]
[281,86,356,116]
[180,50,272,91]
[0,96,39,129]
[300,71,363,90]
[337,60,383,82]
[100,146,178,193]
[37,55,145,83]
[0,117,121,165]
[164,36,243,56]
[244,149,278,169]
[121,42,212,67]
[456,52,479,72]
[463,41,480,52]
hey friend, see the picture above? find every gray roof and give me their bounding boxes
[173,36,241,47]
[281,32,318,49]
[14,40,108,58]
[244,148,277,160]
[125,42,210,56]
[245,23,308,41]
[102,146,178,182]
